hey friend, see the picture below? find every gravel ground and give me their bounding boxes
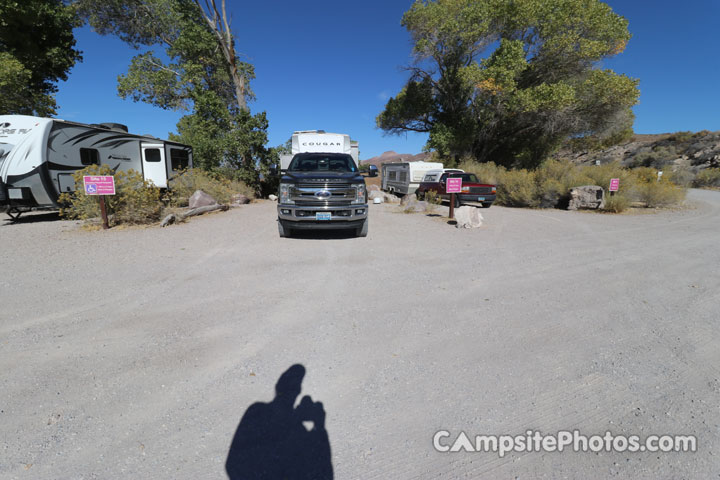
[1,190,719,479]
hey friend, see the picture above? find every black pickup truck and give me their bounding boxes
[275,153,368,237]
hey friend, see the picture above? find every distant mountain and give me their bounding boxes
[361,151,431,167]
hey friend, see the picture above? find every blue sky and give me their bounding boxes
[55,0,720,160]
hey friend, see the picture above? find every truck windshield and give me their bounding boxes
[288,153,357,173]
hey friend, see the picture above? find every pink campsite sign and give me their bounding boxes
[83,175,116,195]
[446,177,462,193]
[609,178,620,192]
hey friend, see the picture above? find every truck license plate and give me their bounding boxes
[477,196,485,201]
[316,212,331,220]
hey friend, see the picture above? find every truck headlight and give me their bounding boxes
[279,183,294,204]
[353,184,366,204]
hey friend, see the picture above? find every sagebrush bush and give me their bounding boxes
[168,168,254,206]
[59,165,162,225]
[693,168,720,188]
[636,180,686,207]
[603,193,631,213]
[424,190,443,205]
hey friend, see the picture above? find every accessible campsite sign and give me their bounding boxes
[83,176,116,195]
[609,178,620,192]
[446,177,462,193]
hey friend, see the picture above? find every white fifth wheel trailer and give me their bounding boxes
[279,130,359,170]
[0,115,192,219]
[381,161,443,195]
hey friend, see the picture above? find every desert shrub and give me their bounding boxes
[603,193,631,213]
[424,190,443,205]
[665,167,696,188]
[59,165,162,225]
[667,131,693,143]
[628,146,677,169]
[168,168,254,206]
[693,168,720,188]
[456,159,507,185]
[635,180,686,207]
[581,161,638,195]
[498,169,538,207]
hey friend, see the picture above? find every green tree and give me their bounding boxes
[78,0,271,188]
[377,0,639,168]
[0,0,82,115]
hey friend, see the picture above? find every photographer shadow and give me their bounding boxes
[226,364,333,480]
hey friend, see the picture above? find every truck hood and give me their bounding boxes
[282,171,364,183]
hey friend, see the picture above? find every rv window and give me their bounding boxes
[170,149,190,170]
[80,148,99,166]
[400,172,408,182]
[389,171,397,181]
[145,148,162,162]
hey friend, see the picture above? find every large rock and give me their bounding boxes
[368,190,400,204]
[367,184,381,192]
[368,190,384,200]
[568,185,605,210]
[231,194,251,205]
[383,192,401,204]
[454,206,483,228]
[403,197,429,213]
[189,190,218,208]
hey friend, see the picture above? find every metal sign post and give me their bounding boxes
[83,175,116,229]
[446,176,462,219]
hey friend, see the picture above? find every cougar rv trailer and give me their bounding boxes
[279,130,359,170]
[0,115,192,218]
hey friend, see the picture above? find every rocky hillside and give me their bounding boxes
[554,131,720,171]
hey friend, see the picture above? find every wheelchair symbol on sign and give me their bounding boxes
[85,184,97,194]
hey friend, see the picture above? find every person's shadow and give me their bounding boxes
[226,364,333,480]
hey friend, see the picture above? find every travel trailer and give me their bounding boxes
[381,161,444,195]
[279,130,359,171]
[0,115,192,219]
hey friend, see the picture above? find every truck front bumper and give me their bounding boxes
[278,203,368,228]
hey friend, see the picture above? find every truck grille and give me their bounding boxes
[290,185,356,204]
[469,186,493,194]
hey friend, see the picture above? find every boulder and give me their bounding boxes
[367,184,381,192]
[400,194,414,205]
[454,206,483,228]
[383,192,401,204]
[403,197,429,213]
[189,190,218,209]
[567,185,605,210]
[269,194,278,201]
[231,194,251,205]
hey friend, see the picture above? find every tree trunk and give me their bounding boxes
[195,0,247,112]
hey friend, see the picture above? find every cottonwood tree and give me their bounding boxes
[377,0,639,168]
[77,0,271,187]
[0,0,82,116]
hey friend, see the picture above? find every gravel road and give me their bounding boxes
[2,190,719,479]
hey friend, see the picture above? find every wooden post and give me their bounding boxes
[449,193,455,220]
[99,195,109,229]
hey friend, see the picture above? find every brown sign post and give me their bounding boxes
[83,175,116,229]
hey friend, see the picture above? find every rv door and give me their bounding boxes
[141,143,168,188]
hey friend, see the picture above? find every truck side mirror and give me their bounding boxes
[368,165,378,177]
[269,164,278,176]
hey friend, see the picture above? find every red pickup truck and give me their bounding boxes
[416,170,497,208]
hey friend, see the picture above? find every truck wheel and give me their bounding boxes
[356,218,368,237]
[454,195,461,208]
[278,219,292,238]
[416,190,424,200]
